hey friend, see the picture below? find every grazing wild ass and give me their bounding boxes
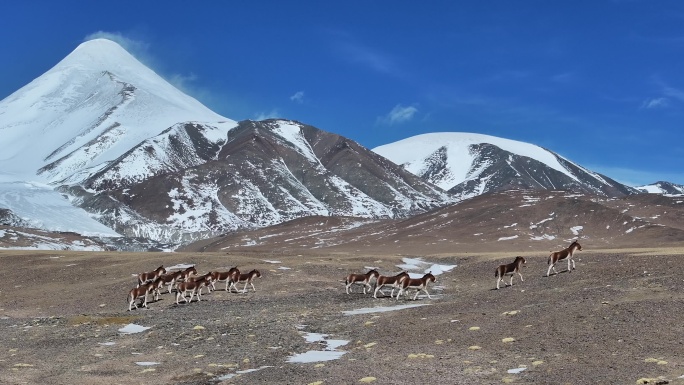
[396,272,436,300]
[495,256,526,290]
[137,265,166,285]
[127,281,155,311]
[229,269,262,293]
[373,271,409,298]
[547,240,583,276]
[344,269,380,295]
[213,267,240,291]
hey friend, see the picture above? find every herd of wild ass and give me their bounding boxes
[127,265,261,311]
[345,239,583,297]
[127,240,582,310]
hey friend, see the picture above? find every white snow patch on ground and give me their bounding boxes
[498,235,519,241]
[263,260,281,264]
[287,331,349,363]
[166,263,194,271]
[508,367,527,374]
[570,226,583,235]
[397,257,456,278]
[342,304,428,315]
[136,362,160,366]
[530,234,556,241]
[118,323,150,334]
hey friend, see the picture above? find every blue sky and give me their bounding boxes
[1,1,683,186]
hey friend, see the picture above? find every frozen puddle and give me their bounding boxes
[397,257,456,278]
[287,330,349,363]
[167,263,195,271]
[118,323,150,334]
[508,367,527,374]
[136,362,160,366]
[342,303,429,315]
[213,366,272,381]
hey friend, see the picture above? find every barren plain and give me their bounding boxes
[1,245,684,385]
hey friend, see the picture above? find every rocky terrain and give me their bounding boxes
[1,243,684,385]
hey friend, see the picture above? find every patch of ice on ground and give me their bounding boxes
[498,235,518,241]
[118,323,150,334]
[342,303,429,315]
[570,225,583,235]
[136,362,160,366]
[263,260,281,264]
[396,257,456,278]
[278,266,291,270]
[167,263,194,270]
[213,366,272,381]
[507,367,527,374]
[287,331,349,363]
[98,342,116,346]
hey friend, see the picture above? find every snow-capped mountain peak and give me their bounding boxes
[373,132,638,199]
[0,38,233,184]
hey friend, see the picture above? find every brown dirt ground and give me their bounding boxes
[1,247,684,385]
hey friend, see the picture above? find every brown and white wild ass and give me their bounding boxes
[547,240,583,276]
[189,272,217,295]
[175,279,208,304]
[373,271,409,298]
[229,269,262,293]
[395,272,436,300]
[495,256,526,290]
[137,265,166,285]
[344,269,379,295]
[212,267,240,291]
[127,281,156,311]
[156,273,179,294]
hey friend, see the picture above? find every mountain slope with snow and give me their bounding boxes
[373,132,638,199]
[0,39,452,245]
[0,38,235,184]
[637,181,684,195]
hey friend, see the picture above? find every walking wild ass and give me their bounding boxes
[547,240,583,276]
[495,256,526,289]
[344,269,379,294]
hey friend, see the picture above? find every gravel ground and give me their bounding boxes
[1,248,684,385]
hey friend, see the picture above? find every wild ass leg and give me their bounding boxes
[518,271,524,282]
[345,282,354,294]
[413,288,432,300]
[509,274,515,287]
[363,281,372,295]
[547,262,558,277]
[570,256,576,271]
[250,282,257,292]
[373,285,382,298]
[496,275,502,290]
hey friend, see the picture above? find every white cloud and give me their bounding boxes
[83,31,150,59]
[290,91,305,104]
[254,109,281,121]
[377,104,418,125]
[640,97,669,109]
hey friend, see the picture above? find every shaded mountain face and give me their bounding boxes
[63,119,453,244]
[373,133,640,200]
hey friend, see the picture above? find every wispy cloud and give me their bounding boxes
[334,38,402,77]
[640,97,669,109]
[84,31,151,60]
[377,104,418,125]
[254,109,281,121]
[290,91,305,104]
